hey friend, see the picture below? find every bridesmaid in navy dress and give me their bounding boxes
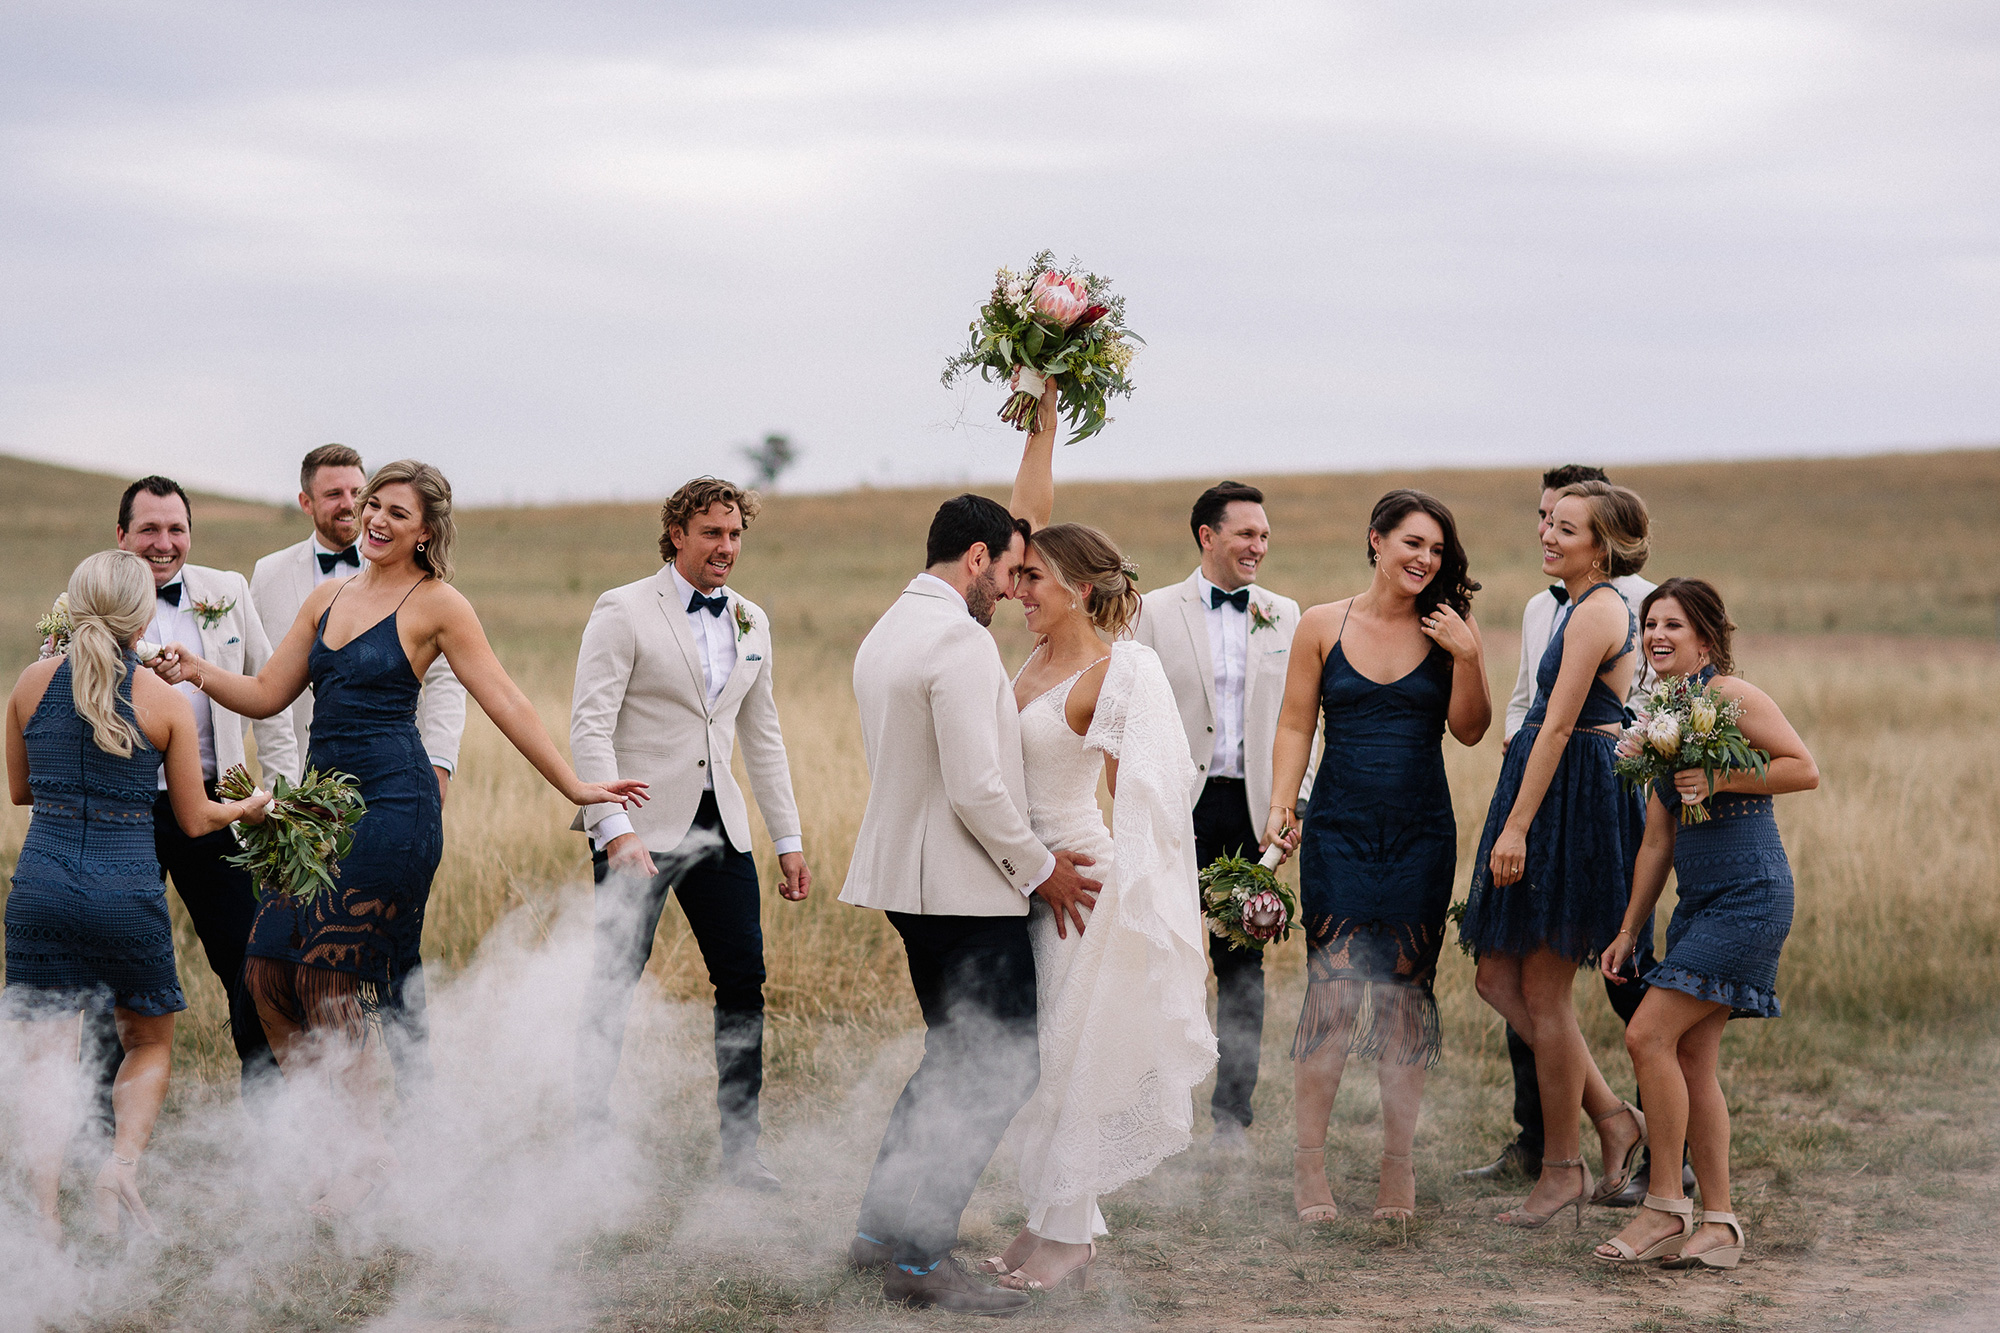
[153,460,646,1217]
[5,551,268,1241]
[1267,491,1491,1225]
[1594,579,1817,1270]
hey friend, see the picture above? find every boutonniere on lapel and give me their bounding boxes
[1249,600,1279,634]
[732,602,754,642]
[190,595,236,630]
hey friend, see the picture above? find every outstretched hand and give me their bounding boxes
[574,779,650,809]
[1036,850,1101,939]
[148,643,205,687]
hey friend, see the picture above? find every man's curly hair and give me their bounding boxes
[659,477,762,561]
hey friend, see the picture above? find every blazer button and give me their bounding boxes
[1206,725,1214,733]
[697,759,706,767]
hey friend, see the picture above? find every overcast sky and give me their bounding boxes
[2,1,1995,504]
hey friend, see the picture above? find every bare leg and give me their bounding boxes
[1292,1014,1354,1219]
[10,1013,82,1243]
[1375,1059,1424,1218]
[93,1009,176,1234]
[1677,1008,1737,1259]
[1595,988,1722,1259]
[1512,949,1630,1215]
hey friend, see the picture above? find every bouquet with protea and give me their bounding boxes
[1614,675,1769,824]
[36,592,164,662]
[940,251,1140,441]
[217,764,367,901]
[1199,845,1300,951]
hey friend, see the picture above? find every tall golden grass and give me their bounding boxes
[2,450,1997,1097]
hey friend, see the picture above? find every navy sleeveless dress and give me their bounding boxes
[1292,611,1457,1067]
[1645,667,1793,1018]
[4,656,185,1018]
[1460,581,1646,965]
[245,593,443,999]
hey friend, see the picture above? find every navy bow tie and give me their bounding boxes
[1549,583,1569,606]
[688,591,730,617]
[318,545,360,574]
[1209,586,1249,612]
[158,581,182,607]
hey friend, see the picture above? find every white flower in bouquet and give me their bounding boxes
[1647,714,1682,757]
[1688,696,1718,737]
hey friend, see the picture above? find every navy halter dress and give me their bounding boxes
[245,587,443,999]
[4,656,185,1018]
[1460,581,1646,965]
[1292,608,1458,1067]
[1645,666,1794,1018]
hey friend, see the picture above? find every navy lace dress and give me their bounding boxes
[245,592,442,1005]
[1460,581,1646,964]
[4,656,185,1018]
[1292,612,1457,1067]
[1645,667,1793,1018]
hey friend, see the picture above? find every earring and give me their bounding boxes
[417,542,426,553]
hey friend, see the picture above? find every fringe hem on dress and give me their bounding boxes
[1290,977,1441,1068]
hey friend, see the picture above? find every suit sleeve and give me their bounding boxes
[569,592,635,834]
[237,572,302,785]
[927,634,1050,893]
[735,626,802,846]
[415,656,468,773]
[1504,600,1537,741]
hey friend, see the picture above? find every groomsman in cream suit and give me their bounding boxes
[570,477,811,1191]
[251,444,466,1091]
[842,494,1101,1317]
[84,476,301,1123]
[1134,481,1312,1155]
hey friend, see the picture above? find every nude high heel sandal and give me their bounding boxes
[1589,1100,1649,1204]
[999,1242,1094,1292]
[93,1152,158,1237]
[1661,1212,1745,1270]
[1593,1193,1695,1264]
[1373,1152,1416,1223]
[1294,1146,1339,1223]
[1496,1157,1592,1230]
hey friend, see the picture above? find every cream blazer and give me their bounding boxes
[568,566,801,855]
[839,577,1048,917]
[1133,570,1315,826]
[175,563,300,785]
[249,537,467,784]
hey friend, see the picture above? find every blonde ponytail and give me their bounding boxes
[66,551,154,757]
[1028,523,1143,640]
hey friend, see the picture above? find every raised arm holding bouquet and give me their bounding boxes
[942,251,1140,441]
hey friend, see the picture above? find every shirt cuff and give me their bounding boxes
[1023,849,1058,896]
[591,812,637,851]
[772,836,803,857]
[429,755,456,776]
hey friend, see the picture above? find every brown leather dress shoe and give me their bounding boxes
[849,1233,892,1270]
[883,1255,1030,1316]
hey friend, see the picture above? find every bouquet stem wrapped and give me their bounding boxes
[941,251,1140,441]
[217,764,367,901]
[1614,675,1770,824]
[1198,843,1300,951]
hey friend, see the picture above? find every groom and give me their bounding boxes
[842,494,1101,1316]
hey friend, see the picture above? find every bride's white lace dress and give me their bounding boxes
[1015,641,1218,1243]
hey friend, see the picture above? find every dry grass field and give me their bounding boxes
[1,449,1998,1333]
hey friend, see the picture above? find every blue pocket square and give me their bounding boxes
[745,654,763,662]
[226,637,241,645]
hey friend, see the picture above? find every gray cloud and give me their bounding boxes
[1,1,1995,503]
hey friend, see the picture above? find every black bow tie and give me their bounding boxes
[1549,583,1569,606]
[1209,586,1249,612]
[688,591,730,617]
[318,546,360,574]
[158,582,182,607]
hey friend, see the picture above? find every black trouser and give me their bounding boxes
[85,790,279,1133]
[575,792,766,1154]
[1506,931,1657,1166]
[857,911,1039,1268]
[1194,777,1266,1130]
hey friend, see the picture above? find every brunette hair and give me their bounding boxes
[1028,523,1142,639]
[1554,480,1649,577]
[926,493,1027,568]
[300,443,364,493]
[360,460,456,581]
[660,477,761,561]
[1190,481,1265,549]
[1641,578,1737,676]
[65,551,154,757]
[117,476,191,534]
[1365,489,1479,617]
[1541,464,1607,491]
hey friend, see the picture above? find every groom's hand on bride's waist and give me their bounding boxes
[1037,851,1101,939]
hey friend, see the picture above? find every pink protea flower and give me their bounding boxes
[1242,890,1287,942]
[1031,271,1090,328]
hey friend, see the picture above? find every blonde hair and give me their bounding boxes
[1029,523,1142,639]
[1556,480,1650,578]
[360,460,456,582]
[66,551,153,757]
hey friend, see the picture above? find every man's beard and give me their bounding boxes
[965,569,1004,626]
[319,514,358,548]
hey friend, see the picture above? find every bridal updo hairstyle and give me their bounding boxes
[1555,479,1649,578]
[66,550,155,758]
[1642,577,1737,676]
[660,476,762,561]
[1028,523,1142,640]
[1366,489,1480,618]
[361,460,457,582]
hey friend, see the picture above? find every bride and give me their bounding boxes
[981,385,1218,1293]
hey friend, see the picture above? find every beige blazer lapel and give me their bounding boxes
[711,594,760,718]
[650,568,708,706]
[1241,587,1269,730]
[1177,573,1216,724]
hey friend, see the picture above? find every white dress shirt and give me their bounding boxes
[592,565,803,858]
[1503,573,1658,741]
[149,579,216,788]
[1194,572,1250,780]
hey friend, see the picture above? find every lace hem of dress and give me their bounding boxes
[1643,962,1781,1019]
[0,980,186,1019]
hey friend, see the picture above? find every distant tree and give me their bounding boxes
[740,433,799,490]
